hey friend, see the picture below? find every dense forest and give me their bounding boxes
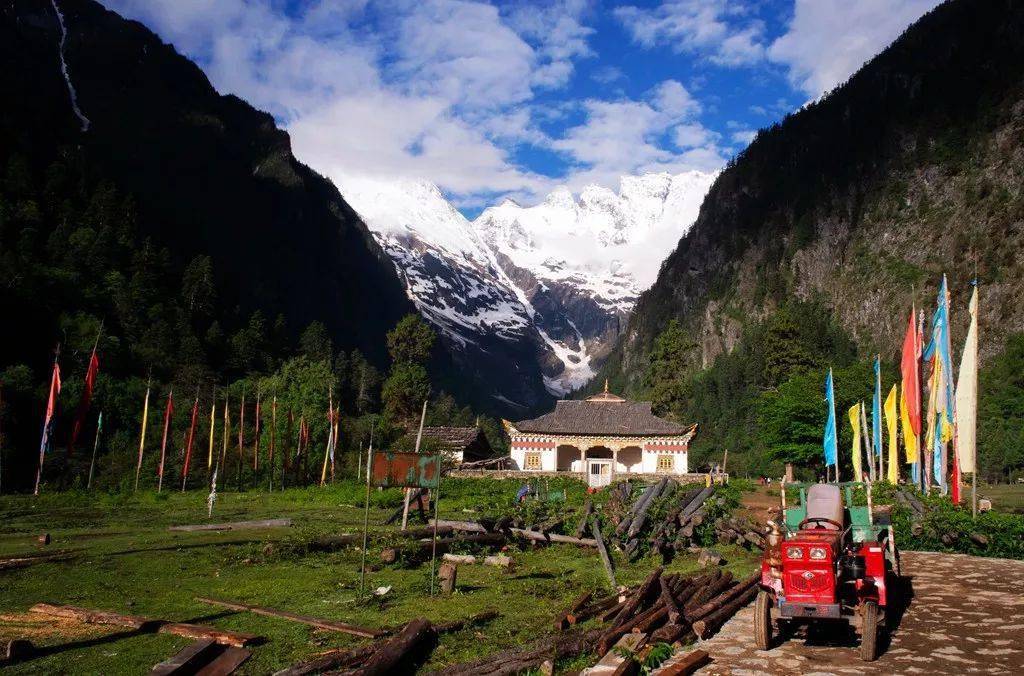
[0,0,502,492]
[595,0,1024,482]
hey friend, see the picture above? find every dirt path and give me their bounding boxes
[694,551,1024,675]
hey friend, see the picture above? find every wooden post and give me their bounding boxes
[402,400,428,531]
[360,424,375,594]
[438,563,457,594]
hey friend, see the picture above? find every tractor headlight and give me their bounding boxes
[809,547,828,560]
[785,546,804,559]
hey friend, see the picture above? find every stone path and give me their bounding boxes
[694,551,1024,675]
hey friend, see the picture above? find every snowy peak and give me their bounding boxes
[339,170,715,404]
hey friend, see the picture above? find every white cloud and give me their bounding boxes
[614,0,765,66]
[731,129,757,145]
[552,81,727,190]
[768,0,941,97]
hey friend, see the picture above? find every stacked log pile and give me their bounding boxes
[610,481,718,562]
[712,515,767,550]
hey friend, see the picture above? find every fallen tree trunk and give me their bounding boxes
[350,618,436,676]
[568,594,619,625]
[429,519,488,533]
[274,645,378,676]
[612,567,662,630]
[684,574,758,623]
[158,623,258,648]
[168,518,291,532]
[591,518,616,588]
[575,500,593,539]
[650,648,709,675]
[195,597,383,638]
[617,483,659,537]
[627,478,671,539]
[510,528,596,547]
[29,603,152,629]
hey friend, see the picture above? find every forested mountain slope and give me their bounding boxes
[597,0,1024,479]
[0,0,418,484]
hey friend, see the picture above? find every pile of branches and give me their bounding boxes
[608,479,721,562]
[713,515,767,550]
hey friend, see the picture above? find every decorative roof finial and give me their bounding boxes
[604,379,609,394]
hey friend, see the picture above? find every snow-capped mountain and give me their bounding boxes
[338,171,716,411]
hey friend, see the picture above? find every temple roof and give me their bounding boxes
[512,394,695,437]
[420,426,486,450]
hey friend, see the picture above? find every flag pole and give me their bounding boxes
[401,399,429,531]
[360,420,376,594]
[88,411,103,489]
[36,344,61,495]
[135,373,151,492]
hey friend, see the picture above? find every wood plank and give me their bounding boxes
[168,519,291,532]
[29,603,154,629]
[650,648,710,675]
[195,647,251,676]
[195,597,382,638]
[159,623,259,648]
[151,639,218,675]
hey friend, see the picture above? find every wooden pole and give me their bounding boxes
[134,374,150,493]
[860,402,873,483]
[430,453,442,597]
[196,597,382,638]
[402,399,429,531]
[269,395,277,492]
[360,422,375,594]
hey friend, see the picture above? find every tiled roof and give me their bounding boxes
[512,400,694,436]
[420,426,483,450]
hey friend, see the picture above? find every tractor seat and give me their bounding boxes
[804,484,843,530]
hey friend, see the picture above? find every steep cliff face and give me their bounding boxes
[603,0,1024,398]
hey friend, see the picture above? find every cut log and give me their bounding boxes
[576,500,594,539]
[484,555,513,569]
[439,563,458,594]
[510,528,597,547]
[612,567,662,630]
[0,552,74,570]
[444,628,603,676]
[679,487,714,523]
[568,594,619,625]
[691,586,757,639]
[158,623,258,648]
[684,573,758,623]
[591,517,617,588]
[649,622,690,644]
[195,597,383,638]
[660,578,682,624]
[273,645,378,676]
[556,591,593,631]
[350,618,436,676]
[617,483,659,537]
[37,533,51,546]
[429,519,489,533]
[29,603,154,629]
[442,554,477,565]
[649,648,709,676]
[970,533,989,547]
[168,519,291,532]
[627,478,670,539]
[683,571,731,611]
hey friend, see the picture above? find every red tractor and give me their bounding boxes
[754,482,899,661]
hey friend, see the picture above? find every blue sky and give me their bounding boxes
[102,0,940,214]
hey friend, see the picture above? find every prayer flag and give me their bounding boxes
[69,349,99,456]
[872,357,882,457]
[34,359,62,495]
[900,384,919,463]
[849,403,862,482]
[900,308,921,435]
[955,285,978,473]
[134,383,151,492]
[157,390,174,492]
[885,384,898,483]
[823,369,838,468]
[181,394,199,488]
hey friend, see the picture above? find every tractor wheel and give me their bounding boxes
[859,601,879,662]
[754,590,773,650]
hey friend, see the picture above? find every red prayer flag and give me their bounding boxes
[900,309,922,435]
[69,349,99,456]
[34,359,62,495]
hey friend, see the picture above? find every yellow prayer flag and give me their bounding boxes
[885,384,898,483]
[900,385,918,463]
[849,403,862,482]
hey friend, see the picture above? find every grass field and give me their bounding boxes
[0,477,758,674]
[978,482,1024,512]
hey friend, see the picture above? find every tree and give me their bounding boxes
[387,315,435,365]
[300,321,333,364]
[756,371,824,474]
[181,255,215,317]
[382,363,430,421]
[978,333,1024,482]
[645,319,696,416]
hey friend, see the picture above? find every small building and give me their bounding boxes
[505,384,697,487]
[418,426,492,464]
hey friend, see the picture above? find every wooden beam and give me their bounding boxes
[168,518,291,532]
[159,623,258,648]
[29,603,153,629]
[649,649,709,675]
[151,639,219,675]
[195,597,383,638]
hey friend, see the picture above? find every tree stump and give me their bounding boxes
[439,563,458,594]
